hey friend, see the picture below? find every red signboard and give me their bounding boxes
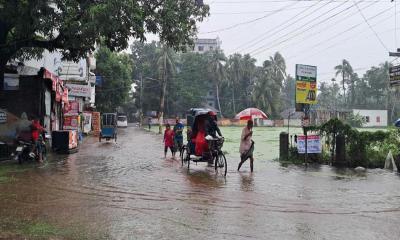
[64,101,79,116]
[63,115,80,130]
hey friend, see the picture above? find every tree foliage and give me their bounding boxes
[0,0,209,88]
[95,47,133,113]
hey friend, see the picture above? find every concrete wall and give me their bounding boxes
[352,109,388,127]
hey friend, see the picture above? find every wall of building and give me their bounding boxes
[352,109,388,127]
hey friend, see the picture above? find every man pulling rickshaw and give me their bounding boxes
[181,108,227,176]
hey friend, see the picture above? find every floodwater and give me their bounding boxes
[1,127,400,239]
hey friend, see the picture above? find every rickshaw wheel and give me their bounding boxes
[215,153,227,176]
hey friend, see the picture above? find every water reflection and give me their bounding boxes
[239,173,254,192]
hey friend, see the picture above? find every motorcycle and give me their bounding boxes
[15,137,47,164]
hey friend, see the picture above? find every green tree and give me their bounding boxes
[227,53,243,114]
[157,45,175,133]
[253,52,286,118]
[95,47,133,112]
[0,0,209,88]
[207,49,227,117]
[334,59,353,103]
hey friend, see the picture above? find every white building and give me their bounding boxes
[193,38,221,53]
[23,50,96,108]
[352,109,388,127]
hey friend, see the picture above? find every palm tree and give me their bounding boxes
[227,53,243,114]
[253,52,286,118]
[157,45,175,134]
[207,49,226,117]
[334,59,353,104]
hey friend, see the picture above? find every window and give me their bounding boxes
[209,46,214,51]
[198,46,204,52]
[365,116,370,123]
[376,116,381,123]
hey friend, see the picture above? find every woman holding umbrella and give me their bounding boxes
[238,119,255,172]
[235,108,268,172]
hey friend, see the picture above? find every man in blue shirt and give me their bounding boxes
[173,117,184,154]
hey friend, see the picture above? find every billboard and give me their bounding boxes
[296,64,317,104]
[389,65,400,87]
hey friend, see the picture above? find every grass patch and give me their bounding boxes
[0,163,31,183]
[0,217,107,240]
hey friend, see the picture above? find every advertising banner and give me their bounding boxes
[63,115,80,130]
[64,101,79,116]
[92,112,101,134]
[389,65,400,87]
[68,130,78,149]
[83,112,92,133]
[296,64,317,104]
[0,110,6,124]
[66,83,91,98]
[297,135,322,154]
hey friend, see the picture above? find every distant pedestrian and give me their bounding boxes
[173,117,184,153]
[163,124,175,158]
[238,120,255,172]
[148,117,152,131]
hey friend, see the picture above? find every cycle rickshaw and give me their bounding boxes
[180,108,227,176]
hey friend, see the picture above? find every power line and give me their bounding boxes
[250,0,363,56]
[210,5,315,15]
[198,2,298,34]
[287,7,395,61]
[352,0,389,51]
[232,0,325,53]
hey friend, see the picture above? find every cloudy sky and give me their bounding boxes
[194,0,399,83]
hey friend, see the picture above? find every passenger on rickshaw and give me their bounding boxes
[191,112,222,160]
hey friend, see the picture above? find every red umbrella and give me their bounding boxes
[235,108,268,120]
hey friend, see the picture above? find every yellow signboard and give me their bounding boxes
[295,64,317,105]
[296,81,317,104]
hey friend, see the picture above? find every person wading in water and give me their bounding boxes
[238,120,255,172]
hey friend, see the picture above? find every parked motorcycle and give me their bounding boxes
[14,137,47,164]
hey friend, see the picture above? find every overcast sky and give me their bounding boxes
[195,0,399,83]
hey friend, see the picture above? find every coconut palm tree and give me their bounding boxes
[334,59,353,104]
[157,45,175,133]
[207,49,226,117]
[227,53,243,114]
[253,52,286,118]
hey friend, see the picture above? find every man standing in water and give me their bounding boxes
[238,120,255,172]
[173,117,184,155]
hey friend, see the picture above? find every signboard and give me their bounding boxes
[389,65,400,87]
[83,112,92,133]
[0,110,6,124]
[66,83,91,98]
[64,101,79,116]
[58,59,87,82]
[4,74,19,90]
[95,76,103,86]
[68,130,78,149]
[63,115,80,130]
[297,135,321,154]
[92,112,101,134]
[296,64,317,104]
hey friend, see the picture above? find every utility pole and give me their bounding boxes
[140,74,143,127]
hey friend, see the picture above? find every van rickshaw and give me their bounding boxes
[180,108,227,176]
[99,113,117,142]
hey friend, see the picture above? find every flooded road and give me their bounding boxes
[1,127,400,239]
